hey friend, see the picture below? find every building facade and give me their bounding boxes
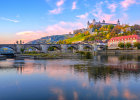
[108,35,140,49]
[87,19,120,28]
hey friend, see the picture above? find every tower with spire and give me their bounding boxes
[92,19,96,25]
[117,19,120,25]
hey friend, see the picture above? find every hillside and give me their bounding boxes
[57,24,140,44]
[27,34,74,44]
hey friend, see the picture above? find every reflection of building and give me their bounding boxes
[108,56,140,71]
[108,35,140,49]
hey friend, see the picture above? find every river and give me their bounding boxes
[0,55,140,100]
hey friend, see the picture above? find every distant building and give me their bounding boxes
[108,35,140,49]
[74,19,120,35]
[87,19,120,28]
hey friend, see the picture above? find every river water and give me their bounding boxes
[0,55,140,100]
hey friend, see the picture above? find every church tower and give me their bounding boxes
[102,20,105,23]
[87,21,90,28]
[117,19,120,25]
[92,19,96,25]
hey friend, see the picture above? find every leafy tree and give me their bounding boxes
[118,42,125,48]
[134,42,140,49]
[20,48,25,54]
[125,42,132,48]
[89,24,94,29]
[84,31,90,36]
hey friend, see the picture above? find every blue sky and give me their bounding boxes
[0,0,140,43]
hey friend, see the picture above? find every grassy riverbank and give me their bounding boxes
[16,51,93,59]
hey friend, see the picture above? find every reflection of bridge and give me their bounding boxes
[0,44,98,54]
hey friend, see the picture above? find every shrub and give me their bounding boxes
[125,42,132,48]
[134,42,140,49]
[118,42,125,48]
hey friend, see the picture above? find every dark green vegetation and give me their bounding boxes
[118,42,140,49]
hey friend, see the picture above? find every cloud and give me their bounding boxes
[49,8,63,14]
[49,0,64,14]
[16,31,47,43]
[56,0,64,7]
[92,2,116,23]
[108,3,117,12]
[72,1,77,10]
[76,13,89,19]
[0,17,19,23]
[46,21,84,35]
[120,0,136,9]
[15,21,84,43]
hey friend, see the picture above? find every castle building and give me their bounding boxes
[87,19,120,28]
[73,19,120,35]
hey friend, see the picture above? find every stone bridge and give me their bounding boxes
[0,44,98,54]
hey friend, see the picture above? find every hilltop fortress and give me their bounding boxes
[73,19,120,34]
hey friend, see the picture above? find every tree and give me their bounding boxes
[125,42,132,48]
[89,24,94,29]
[134,42,140,49]
[84,31,90,36]
[118,42,125,48]
[20,48,25,54]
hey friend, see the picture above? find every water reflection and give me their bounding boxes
[0,55,140,100]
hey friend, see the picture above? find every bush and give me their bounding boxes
[85,52,92,59]
[134,42,140,49]
[125,42,132,48]
[118,42,125,48]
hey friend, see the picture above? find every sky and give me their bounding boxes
[0,0,140,44]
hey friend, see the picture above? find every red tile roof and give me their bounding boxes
[108,35,140,42]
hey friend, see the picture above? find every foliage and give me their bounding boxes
[20,48,25,54]
[125,42,132,48]
[48,46,58,51]
[134,42,140,49]
[118,42,125,48]
[56,24,140,44]
[24,51,38,54]
[76,51,92,59]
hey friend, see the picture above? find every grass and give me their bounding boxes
[65,34,87,43]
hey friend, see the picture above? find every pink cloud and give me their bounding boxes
[72,1,77,10]
[16,31,47,43]
[120,0,136,9]
[49,8,63,14]
[56,0,64,7]
[76,13,89,19]
[92,2,116,23]
[49,0,64,14]
[46,21,84,35]
[108,3,117,12]
[14,21,84,43]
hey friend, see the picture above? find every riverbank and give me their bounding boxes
[15,52,82,59]
[98,49,140,55]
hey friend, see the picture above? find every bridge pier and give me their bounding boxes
[78,45,84,51]
[61,44,68,53]
[40,45,49,53]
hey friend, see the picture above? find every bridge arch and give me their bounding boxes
[83,45,92,51]
[0,45,17,53]
[48,46,61,51]
[23,45,42,53]
[67,45,78,53]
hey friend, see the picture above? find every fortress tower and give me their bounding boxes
[117,19,120,25]
[92,19,96,25]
